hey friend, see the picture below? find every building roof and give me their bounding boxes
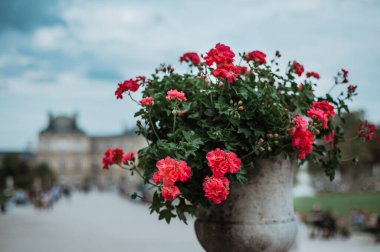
[40,113,85,134]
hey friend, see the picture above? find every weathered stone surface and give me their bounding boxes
[194,157,297,252]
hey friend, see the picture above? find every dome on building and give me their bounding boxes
[41,113,85,134]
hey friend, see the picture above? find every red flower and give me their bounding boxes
[122,152,135,164]
[245,50,266,64]
[307,100,335,129]
[290,116,314,159]
[342,69,349,83]
[236,65,248,75]
[203,176,230,204]
[292,61,304,76]
[115,77,145,99]
[212,65,239,83]
[102,149,113,170]
[166,89,187,102]
[306,71,320,79]
[348,85,357,94]
[357,120,377,142]
[139,96,154,106]
[204,43,235,67]
[154,157,191,186]
[323,131,335,144]
[206,148,241,177]
[179,52,201,65]
[102,148,132,170]
[162,185,180,201]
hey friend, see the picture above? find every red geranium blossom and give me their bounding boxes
[102,148,134,170]
[245,50,266,64]
[357,120,377,142]
[204,43,235,66]
[166,89,187,102]
[153,157,191,186]
[306,71,320,79]
[179,52,201,65]
[323,131,335,144]
[206,148,241,178]
[115,77,145,99]
[292,61,304,76]
[122,152,135,164]
[307,100,335,129]
[139,96,154,106]
[342,69,349,83]
[203,176,230,204]
[290,116,314,159]
[348,85,357,94]
[212,65,240,83]
[161,185,180,201]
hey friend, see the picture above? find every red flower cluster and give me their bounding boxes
[205,43,242,83]
[153,157,191,201]
[115,76,145,99]
[306,71,320,79]
[203,148,241,204]
[307,100,335,129]
[179,52,201,65]
[211,66,241,83]
[357,120,377,142]
[140,96,154,106]
[323,130,335,144]
[244,50,266,64]
[203,176,230,204]
[348,85,357,94]
[290,116,314,159]
[204,43,235,66]
[206,148,241,178]
[342,69,349,83]
[292,61,304,76]
[166,89,187,102]
[102,148,135,170]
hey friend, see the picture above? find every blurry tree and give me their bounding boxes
[33,163,56,190]
[0,154,33,189]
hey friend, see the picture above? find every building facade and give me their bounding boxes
[36,113,146,184]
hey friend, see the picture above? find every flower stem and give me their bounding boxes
[128,92,139,104]
[173,113,177,133]
[118,164,158,187]
[148,110,160,140]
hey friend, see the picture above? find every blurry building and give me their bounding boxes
[36,113,146,184]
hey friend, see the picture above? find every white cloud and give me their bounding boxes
[1,0,380,149]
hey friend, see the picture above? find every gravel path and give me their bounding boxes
[0,192,379,252]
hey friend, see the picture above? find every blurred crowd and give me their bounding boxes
[299,204,380,243]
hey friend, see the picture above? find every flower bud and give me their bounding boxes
[238,100,243,105]
[314,129,320,135]
[238,106,245,111]
[259,138,264,143]
[267,147,272,152]
[259,147,265,152]
[267,133,273,138]
[274,140,279,144]
[274,133,279,138]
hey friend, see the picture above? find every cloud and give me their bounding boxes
[0,0,380,149]
[0,0,66,32]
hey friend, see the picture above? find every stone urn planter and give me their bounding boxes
[194,157,297,252]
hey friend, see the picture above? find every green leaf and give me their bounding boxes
[159,209,176,224]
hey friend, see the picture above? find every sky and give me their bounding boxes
[0,0,379,150]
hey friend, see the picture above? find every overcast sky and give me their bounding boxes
[0,0,379,150]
